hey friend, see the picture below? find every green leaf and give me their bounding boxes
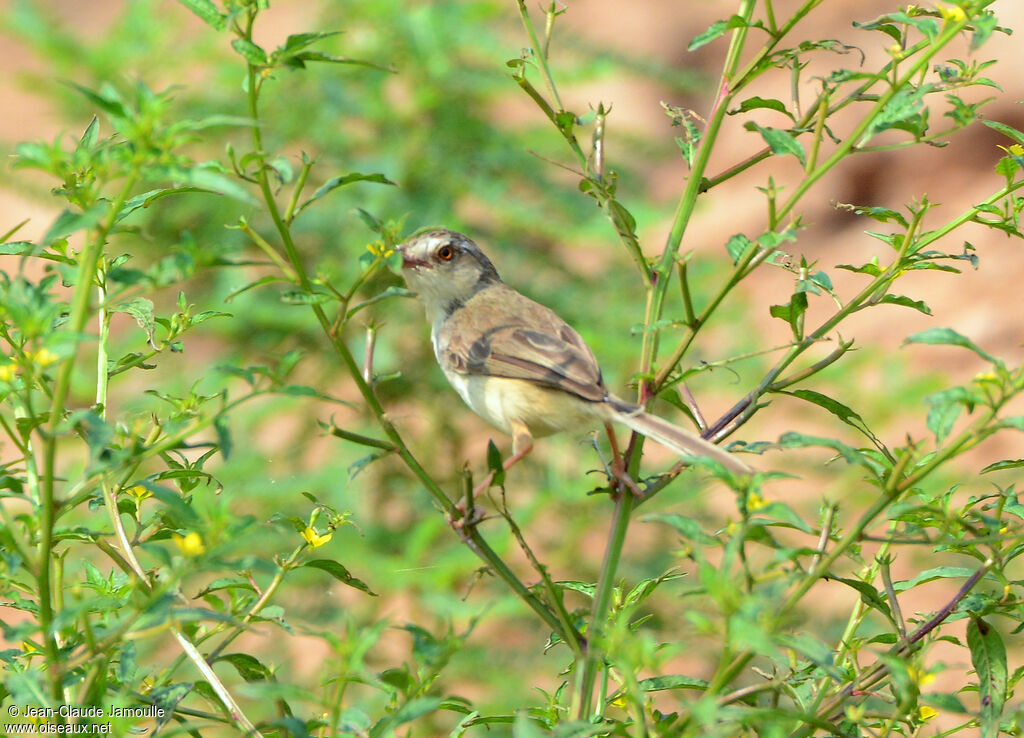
[347,286,413,318]
[752,501,814,533]
[924,386,974,444]
[303,559,377,596]
[111,298,156,347]
[283,51,392,71]
[63,81,129,120]
[79,116,99,150]
[143,482,201,528]
[732,96,792,119]
[837,261,883,276]
[295,173,395,218]
[176,0,226,30]
[212,653,271,682]
[971,13,999,50]
[982,119,1024,147]
[486,439,505,488]
[152,164,256,204]
[724,234,753,263]
[277,31,342,54]
[370,697,442,738]
[687,15,761,51]
[769,292,807,337]
[231,38,268,66]
[860,85,933,144]
[744,122,805,165]
[637,674,709,692]
[214,414,232,461]
[280,289,331,304]
[981,459,1024,474]
[878,294,932,314]
[923,691,969,714]
[642,513,718,545]
[893,566,975,593]
[833,577,894,622]
[776,432,873,470]
[903,327,1000,365]
[41,203,109,246]
[968,616,1007,738]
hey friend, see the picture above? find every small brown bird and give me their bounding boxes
[398,229,751,484]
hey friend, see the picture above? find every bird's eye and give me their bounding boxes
[436,244,455,261]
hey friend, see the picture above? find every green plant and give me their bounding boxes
[2,0,1024,736]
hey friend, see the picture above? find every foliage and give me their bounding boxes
[1,0,1023,736]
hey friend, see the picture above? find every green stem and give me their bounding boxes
[37,174,136,701]
[575,491,633,718]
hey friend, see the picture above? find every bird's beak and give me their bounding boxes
[397,243,428,271]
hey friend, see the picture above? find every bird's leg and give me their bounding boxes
[471,423,534,497]
[605,422,643,498]
[453,424,535,531]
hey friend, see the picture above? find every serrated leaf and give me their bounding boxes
[231,38,268,66]
[303,559,376,596]
[111,298,156,347]
[903,327,1000,365]
[982,119,1024,146]
[745,122,805,165]
[968,617,1007,738]
[177,0,226,30]
[724,234,753,263]
[212,653,271,682]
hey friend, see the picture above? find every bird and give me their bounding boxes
[397,228,752,492]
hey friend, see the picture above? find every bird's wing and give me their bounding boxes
[441,286,608,402]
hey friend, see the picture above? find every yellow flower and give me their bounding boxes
[173,532,206,556]
[302,526,333,548]
[747,491,769,512]
[889,43,905,60]
[0,363,18,382]
[1009,144,1024,157]
[919,705,938,722]
[128,484,152,501]
[29,348,58,367]
[938,4,966,23]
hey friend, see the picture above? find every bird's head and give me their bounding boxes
[398,229,501,323]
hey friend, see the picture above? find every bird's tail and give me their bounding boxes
[609,404,752,475]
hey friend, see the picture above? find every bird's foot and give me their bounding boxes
[610,455,645,499]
